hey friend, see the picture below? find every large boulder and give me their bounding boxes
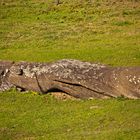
[0,59,140,99]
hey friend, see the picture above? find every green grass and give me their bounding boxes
[0,0,140,66]
[0,90,140,140]
[0,0,140,139]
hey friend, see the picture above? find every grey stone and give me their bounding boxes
[0,59,140,99]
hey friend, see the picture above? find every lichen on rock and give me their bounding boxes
[0,59,140,99]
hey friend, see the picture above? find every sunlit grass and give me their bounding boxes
[0,0,139,66]
[0,0,140,139]
[0,90,140,140]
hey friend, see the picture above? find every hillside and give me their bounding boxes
[0,0,140,139]
[0,90,140,140]
[0,0,140,65]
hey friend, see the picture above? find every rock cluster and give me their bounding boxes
[0,59,140,99]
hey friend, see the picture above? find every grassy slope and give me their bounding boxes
[0,0,140,66]
[0,0,140,139]
[0,90,140,140]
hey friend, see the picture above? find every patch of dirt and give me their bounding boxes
[49,92,77,100]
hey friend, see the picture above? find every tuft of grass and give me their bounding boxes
[112,21,133,26]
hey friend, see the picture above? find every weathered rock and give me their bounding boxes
[0,59,140,99]
[0,61,14,91]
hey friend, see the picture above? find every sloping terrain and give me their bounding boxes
[0,0,140,139]
[0,90,140,140]
[0,0,140,65]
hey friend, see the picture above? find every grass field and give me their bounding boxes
[0,0,140,139]
[0,90,140,140]
[0,0,140,66]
